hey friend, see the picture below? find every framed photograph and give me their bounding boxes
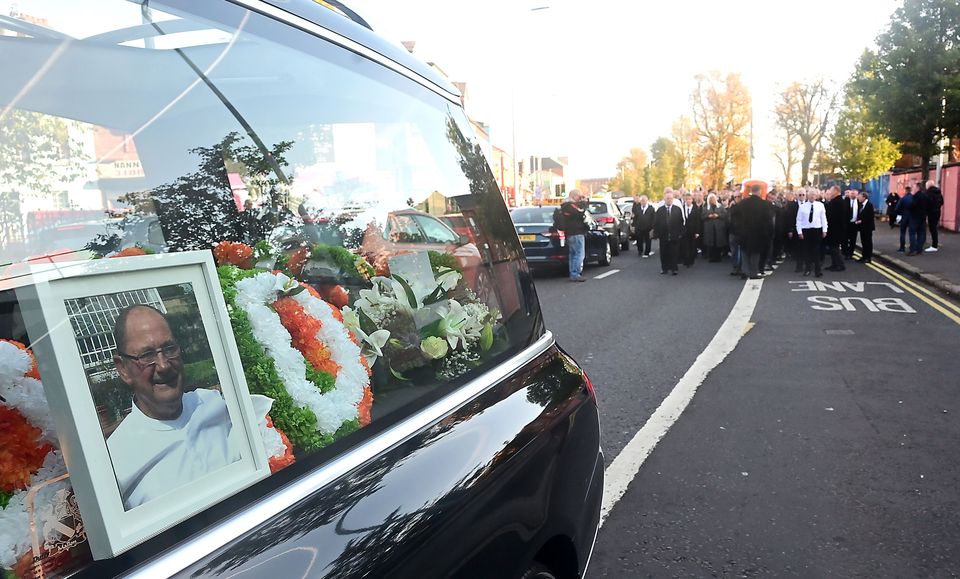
[16,251,268,560]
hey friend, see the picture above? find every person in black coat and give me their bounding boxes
[736,184,773,279]
[908,183,929,255]
[631,195,656,257]
[784,190,802,272]
[855,190,875,263]
[653,191,684,275]
[924,179,944,252]
[679,191,701,267]
[885,190,900,229]
[824,186,847,271]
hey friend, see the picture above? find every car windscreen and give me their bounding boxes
[511,207,557,224]
[587,202,609,214]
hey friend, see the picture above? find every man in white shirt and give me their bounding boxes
[796,192,828,277]
[108,305,239,510]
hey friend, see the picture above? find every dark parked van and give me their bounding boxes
[0,1,602,578]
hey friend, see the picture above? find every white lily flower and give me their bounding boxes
[436,299,470,350]
[436,268,461,291]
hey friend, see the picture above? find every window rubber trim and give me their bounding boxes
[123,330,556,578]
[224,0,461,105]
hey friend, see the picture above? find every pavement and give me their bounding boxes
[870,219,960,299]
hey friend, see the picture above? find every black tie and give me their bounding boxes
[808,203,814,223]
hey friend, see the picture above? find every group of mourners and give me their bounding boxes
[883,179,945,256]
[628,184,883,279]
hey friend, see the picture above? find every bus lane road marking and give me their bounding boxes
[789,280,916,314]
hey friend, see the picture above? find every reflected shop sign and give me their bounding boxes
[96,160,145,180]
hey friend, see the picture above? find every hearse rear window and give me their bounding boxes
[0,1,541,576]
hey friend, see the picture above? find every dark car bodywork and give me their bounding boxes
[511,206,612,270]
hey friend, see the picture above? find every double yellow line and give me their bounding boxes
[854,251,960,325]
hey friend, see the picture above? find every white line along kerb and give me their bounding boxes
[600,278,764,526]
[594,269,620,280]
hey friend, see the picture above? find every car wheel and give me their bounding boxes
[611,235,621,256]
[598,241,612,266]
[520,562,557,579]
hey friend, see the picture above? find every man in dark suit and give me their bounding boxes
[632,194,656,257]
[855,190,875,263]
[824,186,847,271]
[679,191,701,267]
[737,184,773,279]
[842,188,861,260]
[653,191,684,275]
[784,190,802,272]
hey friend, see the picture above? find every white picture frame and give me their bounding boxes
[16,251,269,560]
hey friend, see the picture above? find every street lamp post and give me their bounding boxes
[510,5,550,207]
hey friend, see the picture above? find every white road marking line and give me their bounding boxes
[599,278,764,527]
[594,269,621,280]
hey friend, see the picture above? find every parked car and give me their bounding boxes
[587,198,630,254]
[0,3,602,579]
[616,198,634,238]
[511,205,612,269]
[439,212,480,246]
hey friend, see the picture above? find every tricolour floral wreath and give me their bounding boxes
[0,339,68,571]
[218,264,372,452]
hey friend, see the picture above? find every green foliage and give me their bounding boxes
[310,243,366,279]
[183,359,219,388]
[647,137,684,197]
[831,92,902,181]
[0,490,13,510]
[0,110,84,193]
[852,0,960,176]
[428,250,461,274]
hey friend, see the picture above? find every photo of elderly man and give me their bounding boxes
[106,303,239,510]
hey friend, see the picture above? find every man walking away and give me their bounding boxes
[895,186,913,252]
[925,179,943,252]
[737,184,773,279]
[824,186,847,271]
[796,188,828,277]
[885,189,900,229]
[632,194,655,257]
[653,190,684,275]
[856,190,875,263]
[907,183,929,255]
[558,189,589,282]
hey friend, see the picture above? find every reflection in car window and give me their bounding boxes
[0,1,541,576]
[511,208,557,224]
[587,202,608,214]
[413,214,459,244]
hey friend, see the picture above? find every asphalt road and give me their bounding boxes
[534,246,960,578]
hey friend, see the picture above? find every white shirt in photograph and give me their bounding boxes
[107,388,240,509]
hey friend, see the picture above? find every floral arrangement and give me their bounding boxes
[346,264,498,382]
[216,243,373,453]
[0,340,71,573]
[110,245,156,258]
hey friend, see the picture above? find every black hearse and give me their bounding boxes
[0,1,602,578]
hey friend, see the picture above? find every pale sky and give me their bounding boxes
[351,0,902,183]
